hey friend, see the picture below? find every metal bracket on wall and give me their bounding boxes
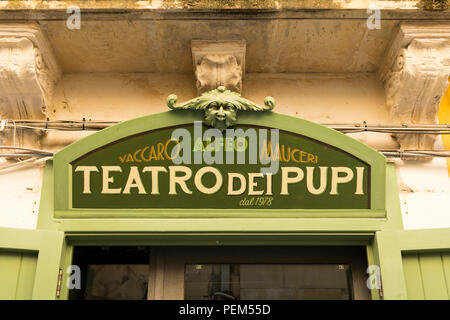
[56,268,63,298]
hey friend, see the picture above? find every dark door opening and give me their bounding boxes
[69,246,150,300]
[69,245,370,300]
[184,263,354,300]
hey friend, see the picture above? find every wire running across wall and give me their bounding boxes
[1,119,450,134]
[2,150,448,158]
[1,120,450,169]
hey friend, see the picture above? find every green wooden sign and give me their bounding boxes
[54,111,386,218]
[71,123,370,210]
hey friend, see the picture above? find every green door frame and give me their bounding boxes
[5,110,449,300]
[0,227,64,299]
[26,160,450,300]
[37,159,401,300]
[40,111,397,300]
[374,228,450,300]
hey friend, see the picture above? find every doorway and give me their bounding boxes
[69,245,370,300]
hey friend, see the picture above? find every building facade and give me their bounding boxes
[0,0,450,300]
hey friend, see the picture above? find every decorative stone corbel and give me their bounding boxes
[0,23,61,148]
[191,40,246,94]
[379,24,450,153]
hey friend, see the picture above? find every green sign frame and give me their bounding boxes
[54,110,386,219]
[5,102,450,301]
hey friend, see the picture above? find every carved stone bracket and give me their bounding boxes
[379,23,450,152]
[0,23,62,148]
[191,40,246,94]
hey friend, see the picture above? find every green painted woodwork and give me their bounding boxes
[365,242,381,300]
[372,231,408,299]
[32,230,65,300]
[0,227,65,300]
[372,229,450,300]
[419,253,449,299]
[397,228,450,251]
[403,252,450,300]
[167,86,274,130]
[54,110,386,218]
[2,108,448,300]
[48,163,402,300]
[0,251,37,299]
[444,254,450,297]
[6,157,450,300]
[46,109,392,300]
[37,160,60,231]
[402,253,425,299]
[58,242,73,300]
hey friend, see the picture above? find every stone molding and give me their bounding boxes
[0,23,62,120]
[191,40,245,94]
[379,23,450,151]
[0,23,62,149]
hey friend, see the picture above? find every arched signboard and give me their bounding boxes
[54,111,386,219]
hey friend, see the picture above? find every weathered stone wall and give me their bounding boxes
[0,3,449,231]
[0,1,434,11]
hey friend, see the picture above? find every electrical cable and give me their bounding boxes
[0,156,52,173]
[1,120,450,134]
[379,150,450,158]
[0,146,54,155]
[0,148,449,159]
[0,120,450,168]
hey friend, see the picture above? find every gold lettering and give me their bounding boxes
[140,146,150,162]
[165,138,179,160]
[281,145,290,162]
[149,146,157,161]
[157,142,165,160]
[300,151,307,163]
[126,154,134,162]
[133,149,142,163]
[291,149,300,162]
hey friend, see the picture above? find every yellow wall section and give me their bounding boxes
[438,80,450,177]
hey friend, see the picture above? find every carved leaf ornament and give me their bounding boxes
[167,86,275,130]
